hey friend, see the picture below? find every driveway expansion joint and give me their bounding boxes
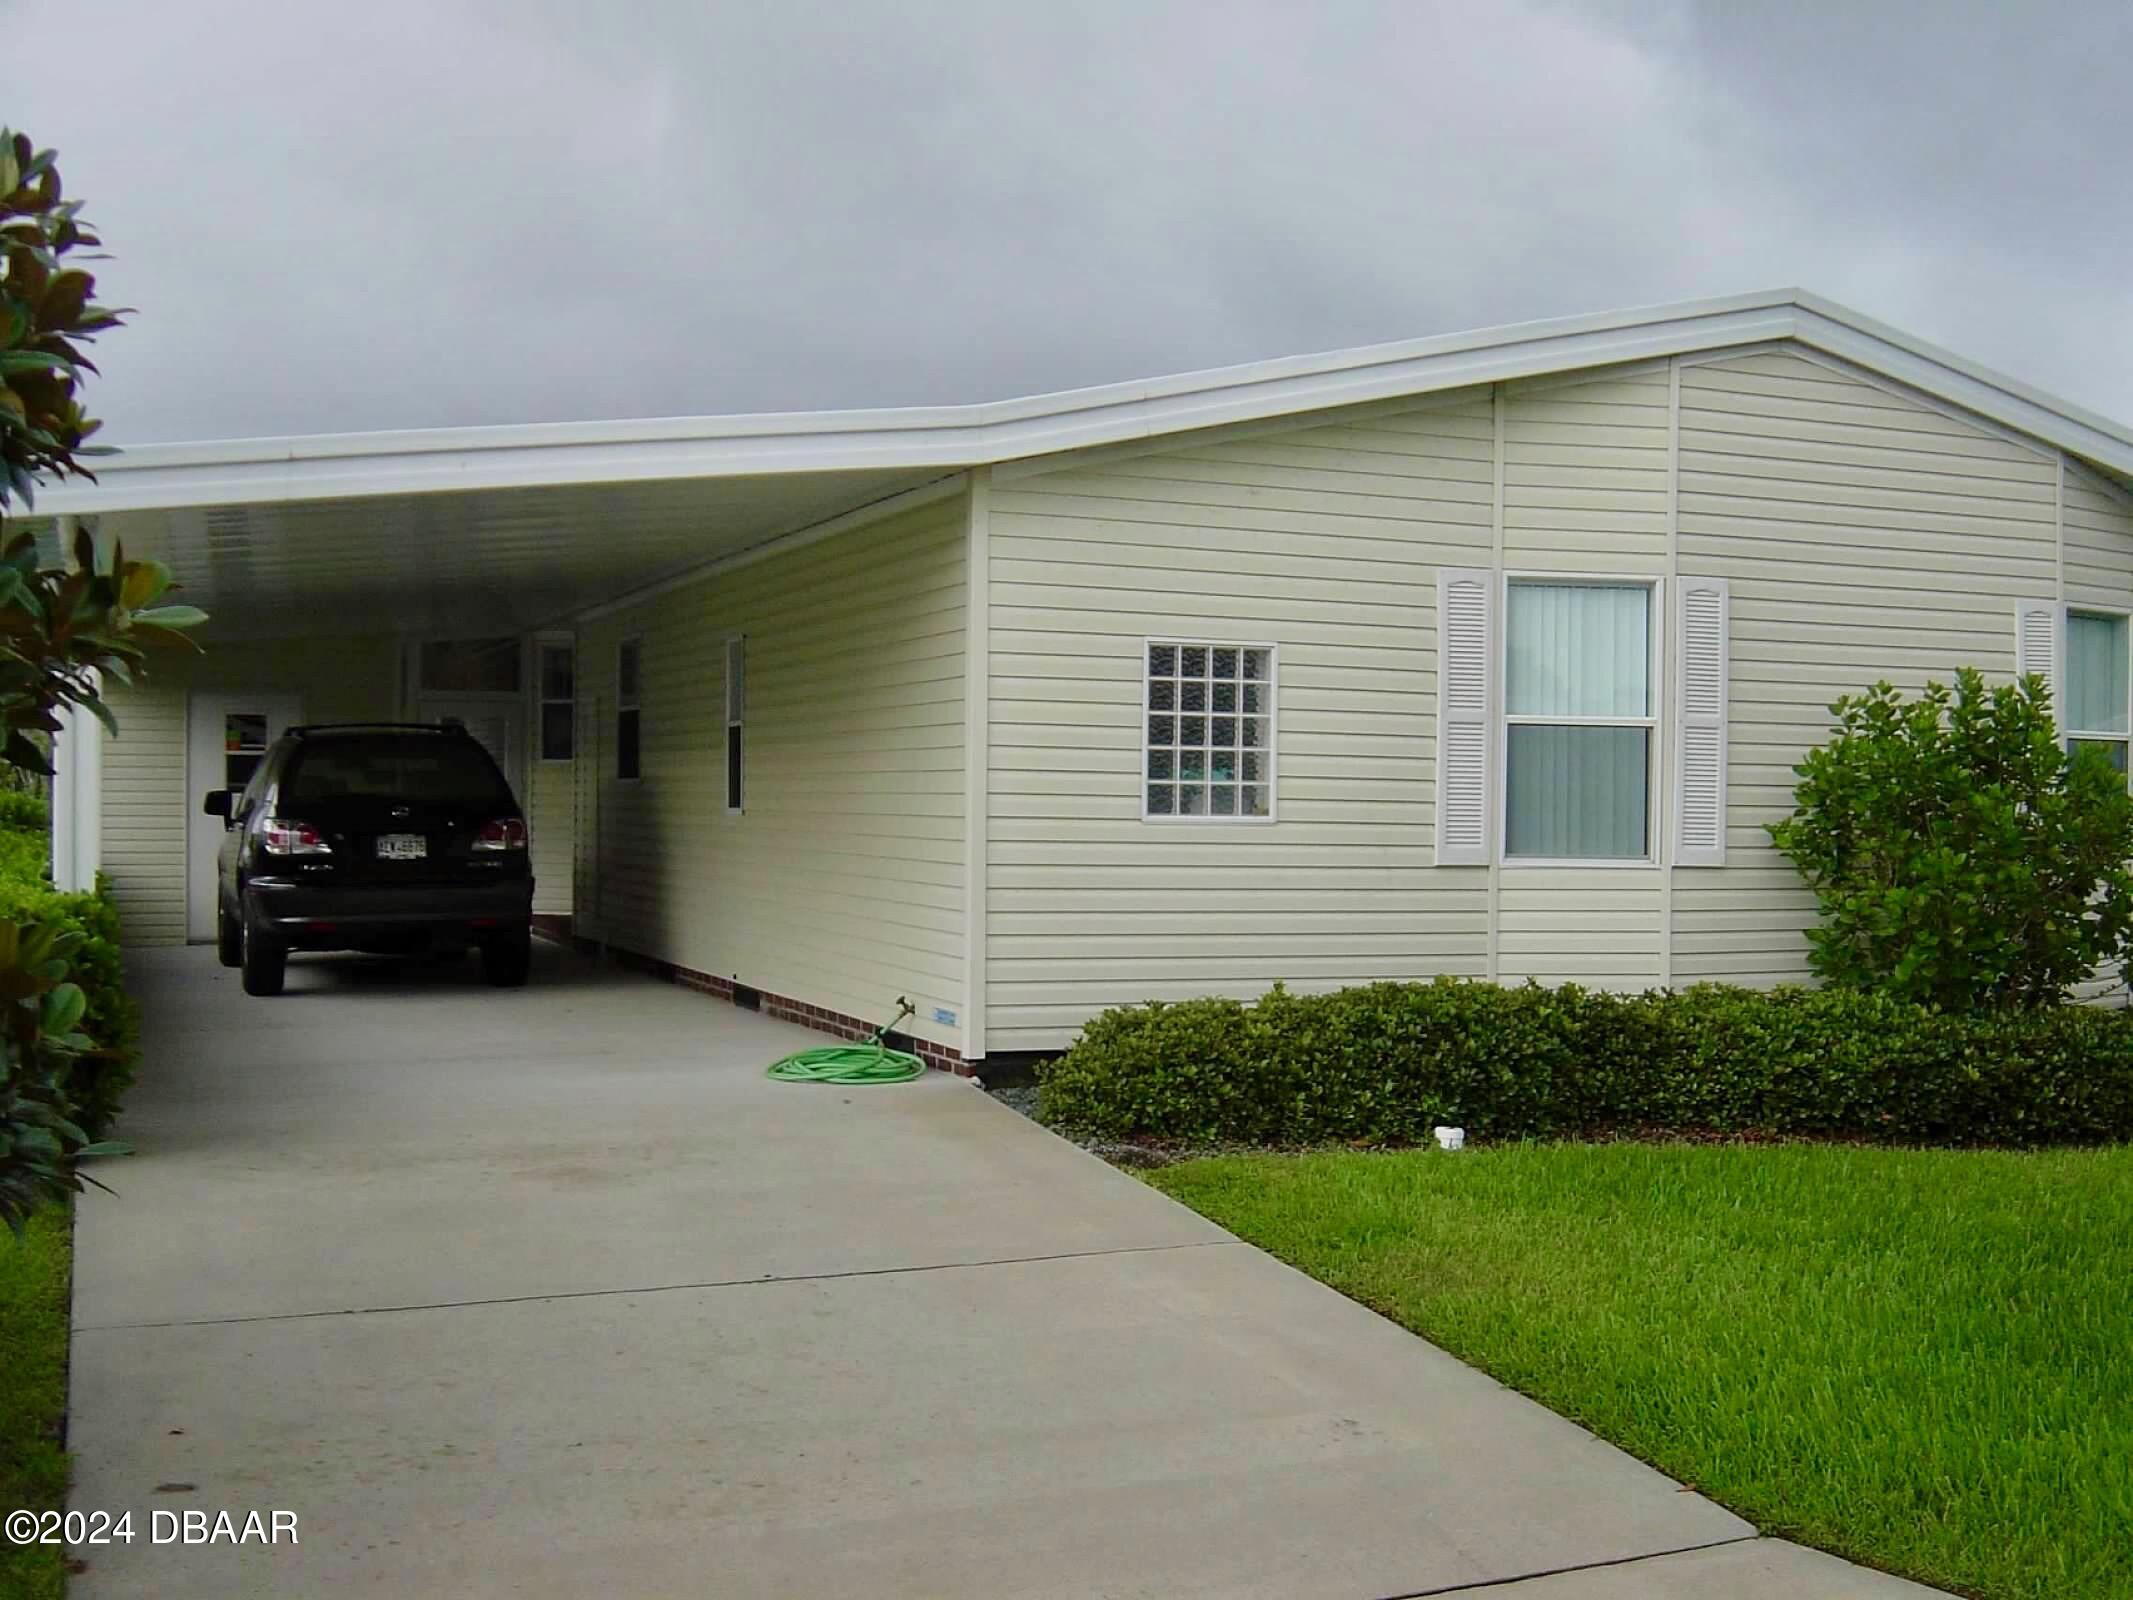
[73,1237,1240,1332]
[1367,1534,1765,1599]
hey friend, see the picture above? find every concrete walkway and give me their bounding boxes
[68,945,1941,1598]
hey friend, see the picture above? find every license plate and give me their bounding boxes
[376,834,427,861]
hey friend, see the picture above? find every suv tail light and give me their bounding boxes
[472,817,527,852]
[261,818,332,856]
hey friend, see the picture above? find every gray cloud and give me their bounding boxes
[11,0,2130,442]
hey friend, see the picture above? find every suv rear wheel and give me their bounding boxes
[480,926,532,988]
[241,906,287,997]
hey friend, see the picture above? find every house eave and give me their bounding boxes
[33,288,2133,515]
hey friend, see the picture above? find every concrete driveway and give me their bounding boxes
[68,944,1938,1598]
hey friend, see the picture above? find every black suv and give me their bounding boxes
[204,723,535,996]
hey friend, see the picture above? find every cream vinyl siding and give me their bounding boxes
[982,352,2104,1051]
[97,679,187,946]
[97,634,402,946]
[1503,370,1672,573]
[527,759,573,915]
[1672,351,2059,984]
[984,392,1497,1052]
[2064,463,2133,609]
[575,495,966,1049]
[1497,370,1670,985]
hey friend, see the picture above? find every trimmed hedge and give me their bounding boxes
[0,798,138,1140]
[1036,979,2133,1148]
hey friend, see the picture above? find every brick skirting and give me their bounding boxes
[570,935,969,1075]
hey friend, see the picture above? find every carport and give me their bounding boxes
[35,402,991,1062]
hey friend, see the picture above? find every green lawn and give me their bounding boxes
[0,1208,70,1600]
[1149,1143,2133,1600]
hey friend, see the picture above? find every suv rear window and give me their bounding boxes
[281,736,515,808]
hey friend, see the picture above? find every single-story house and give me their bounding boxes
[35,289,2133,1068]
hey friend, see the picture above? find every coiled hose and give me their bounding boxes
[765,997,925,1084]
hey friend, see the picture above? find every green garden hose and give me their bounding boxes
[765,998,925,1084]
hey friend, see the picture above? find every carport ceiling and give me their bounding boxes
[91,467,946,639]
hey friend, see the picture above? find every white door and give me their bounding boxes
[417,697,525,801]
[186,694,303,941]
[573,691,601,938]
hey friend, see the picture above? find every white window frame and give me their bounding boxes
[535,635,575,764]
[1496,573,1663,869]
[1139,637,1279,825]
[615,635,643,784]
[723,634,745,817]
[2064,605,2131,776]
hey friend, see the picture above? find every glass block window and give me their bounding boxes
[1144,641,1274,820]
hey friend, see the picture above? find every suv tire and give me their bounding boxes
[480,927,532,988]
[216,907,243,968]
[241,906,287,997]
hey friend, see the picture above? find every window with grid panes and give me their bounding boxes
[616,638,642,781]
[538,642,575,761]
[1144,642,1273,819]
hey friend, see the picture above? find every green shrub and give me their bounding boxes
[0,881,135,1142]
[1036,978,2133,1148]
[2,128,201,1226]
[0,814,134,1143]
[1768,668,2133,1009]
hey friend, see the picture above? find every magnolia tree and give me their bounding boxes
[1768,667,2133,1011]
[0,128,203,1230]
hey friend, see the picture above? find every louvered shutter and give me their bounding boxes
[2014,601,2063,733]
[1672,578,1730,867]
[1435,569,1495,865]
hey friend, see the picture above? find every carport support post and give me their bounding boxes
[49,516,103,893]
[960,469,990,1067]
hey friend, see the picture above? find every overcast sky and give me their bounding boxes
[10,0,2130,442]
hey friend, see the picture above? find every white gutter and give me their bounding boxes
[34,289,2133,516]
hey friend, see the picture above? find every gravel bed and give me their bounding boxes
[981,1080,1231,1169]
[985,1082,1041,1120]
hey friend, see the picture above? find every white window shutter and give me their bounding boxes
[2013,601,2062,731]
[1673,577,1729,868]
[1435,569,1495,865]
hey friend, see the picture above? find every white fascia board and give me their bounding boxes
[37,427,979,513]
[36,288,2133,516]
